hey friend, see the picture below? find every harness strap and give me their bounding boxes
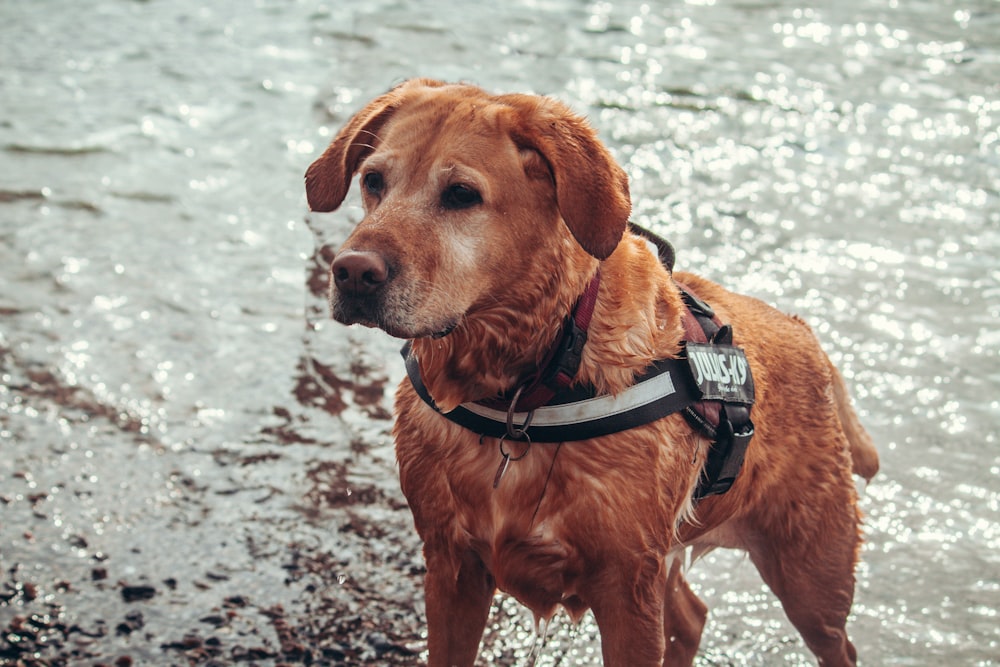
[629,221,675,271]
[676,283,756,499]
[402,342,701,442]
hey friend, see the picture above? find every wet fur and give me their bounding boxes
[306,78,879,667]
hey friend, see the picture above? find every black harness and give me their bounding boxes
[402,227,756,499]
[675,288,756,498]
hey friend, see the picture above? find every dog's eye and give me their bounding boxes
[441,184,482,210]
[363,171,384,197]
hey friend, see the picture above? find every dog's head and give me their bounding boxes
[305,78,631,340]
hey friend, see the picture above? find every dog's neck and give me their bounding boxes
[577,234,687,395]
[410,233,684,412]
[409,271,587,413]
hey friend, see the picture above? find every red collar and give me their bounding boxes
[476,269,601,414]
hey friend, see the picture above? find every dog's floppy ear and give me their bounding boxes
[305,79,446,212]
[304,96,395,212]
[506,96,631,260]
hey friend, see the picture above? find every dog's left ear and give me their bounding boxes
[305,78,448,212]
[506,96,631,260]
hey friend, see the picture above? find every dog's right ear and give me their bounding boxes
[305,79,445,212]
[304,94,397,212]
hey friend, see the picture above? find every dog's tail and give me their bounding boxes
[829,360,879,482]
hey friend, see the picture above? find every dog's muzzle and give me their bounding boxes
[328,249,457,339]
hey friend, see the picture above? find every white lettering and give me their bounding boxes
[707,352,720,382]
[718,354,731,384]
[692,351,706,384]
[734,355,747,385]
[690,346,750,394]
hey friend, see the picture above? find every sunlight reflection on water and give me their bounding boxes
[2,0,998,664]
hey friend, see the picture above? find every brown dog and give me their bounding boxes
[305,78,879,667]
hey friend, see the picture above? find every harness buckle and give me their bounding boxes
[693,407,755,499]
[543,315,588,388]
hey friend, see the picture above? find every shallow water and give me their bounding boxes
[2,0,998,665]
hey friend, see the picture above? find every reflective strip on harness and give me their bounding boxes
[402,344,701,443]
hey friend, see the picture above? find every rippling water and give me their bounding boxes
[2,0,998,665]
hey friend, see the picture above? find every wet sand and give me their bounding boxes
[2,294,428,665]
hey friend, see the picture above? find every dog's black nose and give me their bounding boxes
[331,250,389,295]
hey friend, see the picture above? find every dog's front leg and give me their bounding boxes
[588,555,669,667]
[661,555,707,667]
[424,546,495,667]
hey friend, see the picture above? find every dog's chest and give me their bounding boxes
[418,439,585,615]
[395,391,680,618]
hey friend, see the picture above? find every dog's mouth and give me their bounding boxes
[331,299,459,340]
[374,318,460,340]
[328,263,464,340]
[430,321,457,339]
[395,315,461,340]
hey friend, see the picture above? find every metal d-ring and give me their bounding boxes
[505,383,535,441]
[493,431,531,489]
[498,432,532,461]
[492,384,535,489]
